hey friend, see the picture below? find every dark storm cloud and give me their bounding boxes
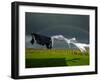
[25,12,89,48]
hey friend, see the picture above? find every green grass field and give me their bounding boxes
[25,48,89,68]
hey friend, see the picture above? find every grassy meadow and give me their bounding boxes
[25,48,89,68]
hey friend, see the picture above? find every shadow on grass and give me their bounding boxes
[25,58,67,68]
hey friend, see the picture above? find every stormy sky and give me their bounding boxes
[25,12,89,48]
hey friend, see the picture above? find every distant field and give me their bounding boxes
[25,48,89,68]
